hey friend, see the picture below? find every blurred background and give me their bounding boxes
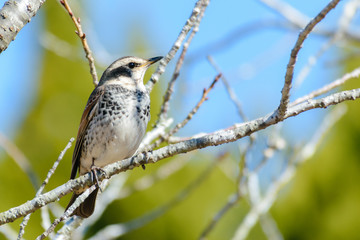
[1,0,360,239]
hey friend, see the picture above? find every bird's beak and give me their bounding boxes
[142,56,163,68]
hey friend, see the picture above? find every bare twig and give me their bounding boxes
[1,88,359,225]
[119,155,191,199]
[294,0,360,89]
[151,73,221,149]
[277,0,341,119]
[36,185,97,240]
[53,216,83,240]
[156,2,207,125]
[231,105,347,240]
[145,0,210,92]
[59,0,98,86]
[69,154,192,237]
[200,130,285,239]
[291,66,360,106]
[207,56,248,122]
[138,118,173,151]
[89,157,220,240]
[199,193,241,240]
[259,214,284,240]
[167,74,220,136]
[17,138,74,240]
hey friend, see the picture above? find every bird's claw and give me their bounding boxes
[90,166,106,192]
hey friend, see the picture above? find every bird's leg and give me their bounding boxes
[140,148,153,170]
[90,165,106,192]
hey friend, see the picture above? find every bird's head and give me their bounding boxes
[98,56,163,89]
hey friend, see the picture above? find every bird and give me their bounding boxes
[65,56,163,218]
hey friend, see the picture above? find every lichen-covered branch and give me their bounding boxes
[1,88,359,226]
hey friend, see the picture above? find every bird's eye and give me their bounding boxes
[128,62,136,69]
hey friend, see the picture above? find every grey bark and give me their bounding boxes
[1,87,359,226]
[0,0,46,53]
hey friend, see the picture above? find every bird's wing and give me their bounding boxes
[70,86,104,179]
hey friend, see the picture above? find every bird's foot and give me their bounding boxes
[90,166,106,192]
[140,149,153,170]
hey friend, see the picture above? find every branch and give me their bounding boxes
[294,0,360,89]
[88,158,219,240]
[156,1,207,125]
[0,0,46,53]
[1,88,358,225]
[70,154,191,237]
[151,73,221,149]
[207,55,248,121]
[199,193,241,240]
[145,0,210,92]
[59,0,98,86]
[291,66,360,106]
[231,105,347,240]
[277,0,341,119]
[17,138,74,239]
[36,185,97,240]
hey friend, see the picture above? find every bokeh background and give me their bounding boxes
[1,0,360,239]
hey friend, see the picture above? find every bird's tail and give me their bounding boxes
[65,188,99,218]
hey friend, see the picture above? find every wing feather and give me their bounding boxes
[70,86,104,179]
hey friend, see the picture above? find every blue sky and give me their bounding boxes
[0,0,347,144]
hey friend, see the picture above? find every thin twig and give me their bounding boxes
[231,105,347,240]
[36,185,97,240]
[207,55,248,122]
[138,118,173,151]
[277,0,341,119]
[291,66,360,106]
[156,2,208,126]
[294,0,360,89]
[71,154,192,237]
[17,138,74,240]
[205,131,285,240]
[259,213,284,240]
[145,0,210,92]
[89,157,221,240]
[199,193,241,240]
[151,73,221,149]
[59,0,98,86]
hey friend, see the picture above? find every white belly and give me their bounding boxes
[79,111,148,175]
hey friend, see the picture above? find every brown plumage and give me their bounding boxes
[65,56,162,218]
